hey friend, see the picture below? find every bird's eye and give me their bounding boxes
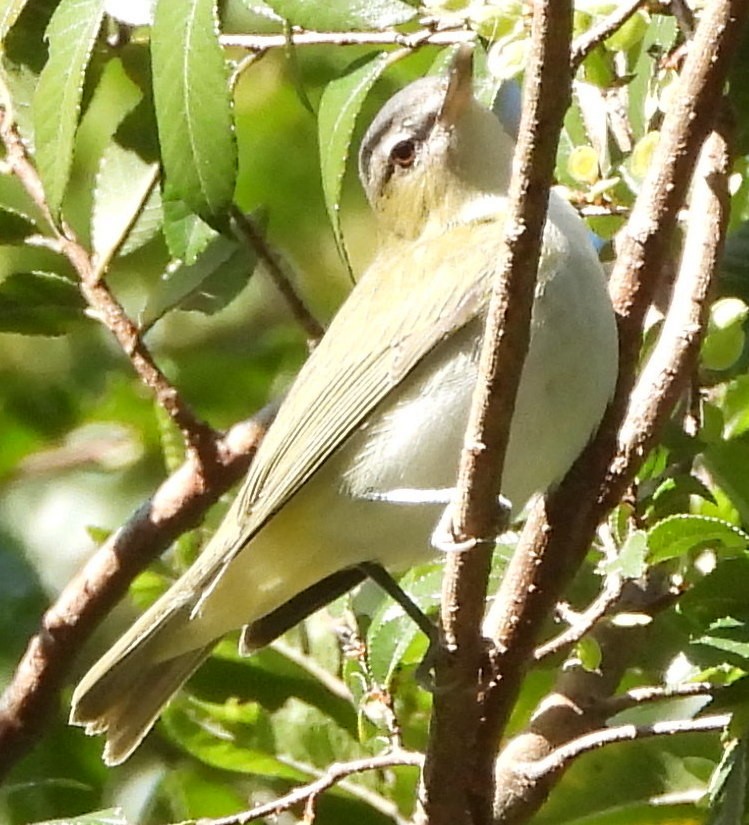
[389,139,417,169]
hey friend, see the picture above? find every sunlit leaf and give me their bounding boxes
[647,515,748,564]
[264,0,415,30]
[318,52,391,267]
[32,0,106,216]
[151,0,237,222]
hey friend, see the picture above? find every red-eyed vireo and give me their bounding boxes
[70,48,618,765]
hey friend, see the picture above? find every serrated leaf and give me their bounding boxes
[0,0,30,47]
[707,738,747,825]
[318,52,391,267]
[151,0,237,221]
[162,187,217,263]
[264,0,415,31]
[92,141,160,267]
[0,270,86,335]
[366,565,441,685]
[141,233,255,329]
[32,0,106,216]
[647,515,749,564]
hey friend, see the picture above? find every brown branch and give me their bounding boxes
[418,8,574,825]
[0,109,217,459]
[195,750,423,825]
[0,406,276,780]
[484,34,737,820]
[230,206,324,342]
[478,0,743,768]
[570,0,648,70]
[599,681,715,715]
[533,568,625,662]
[524,714,729,781]
[221,27,474,52]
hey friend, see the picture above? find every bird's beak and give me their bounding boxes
[438,44,474,128]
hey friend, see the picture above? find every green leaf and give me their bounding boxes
[0,207,35,241]
[647,515,748,564]
[32,0,106,216]
[141,233,255,329]
[366,564,441,685]
[704,437,749,526]
[30,809,129,825]
[318,52,391,267]
[0,0,30,46]
[707,738,747,825]
[92,141,160,267]
[161,698,308,779]
[151,0,237,221]
[0,271,86,335]
[602,529,647,578]
[162,188,217,263]
[263,0,415,31]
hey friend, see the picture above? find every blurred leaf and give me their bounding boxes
[92,141,160,266]
[647,515,748,564]
[707,737,747,825]
[319,52,391,267]
[0,271,85,335]
[161,698,308,779]
[704,437,749,525]
[0,0,30,44]
[602,529,647,578]
[721,376,749,440]
[0,207,35,241]
[264,0,415,30]
[151,0,237,222]
[141,233,256,329]
[30,810,129,825]
[576,636,602,672]
[32,0,106,216]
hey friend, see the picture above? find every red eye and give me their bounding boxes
[390,139,417,168]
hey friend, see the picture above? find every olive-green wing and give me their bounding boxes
[191,220,503,587]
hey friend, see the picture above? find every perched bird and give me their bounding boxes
[71,47,618,765]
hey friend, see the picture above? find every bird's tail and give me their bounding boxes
[70,601,215,766]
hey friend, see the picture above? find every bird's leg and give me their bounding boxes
[430,493,512,553]
[357,562,439,645]
[357,561,441,691]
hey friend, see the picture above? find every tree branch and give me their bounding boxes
[570,0,648,71]
[230,206,324,342]
[0,109,218,460]
[523,714,729,781]
[0,406,276,780]
[476,6,743,792]
[418,7,574,825]
[195,750,423,825]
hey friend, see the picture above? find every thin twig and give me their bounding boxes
[570,0,648,70]
[271,639,354,703]
[600,682,715,715]
[533,571,625,661]
[195,750,423,825]
[230,206,324,342]
[523,714,729,780]
[0,109,217,458]
[0,406,277,781]
[221,27,474,52]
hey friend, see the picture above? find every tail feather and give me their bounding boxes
[70,599,218,765]
[71,645,213,765]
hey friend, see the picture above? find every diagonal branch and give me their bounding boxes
[0,405,276,780]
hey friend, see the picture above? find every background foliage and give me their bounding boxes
[1,1,749,823]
